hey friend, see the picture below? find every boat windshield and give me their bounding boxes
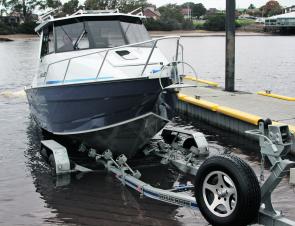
[54,19,151,53]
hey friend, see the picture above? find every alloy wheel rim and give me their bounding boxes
[202,170,238,217]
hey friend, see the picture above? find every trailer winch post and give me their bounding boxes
[246,121,295,226]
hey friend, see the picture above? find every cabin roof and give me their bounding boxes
[35,13,145,33]
[267,11,295,20]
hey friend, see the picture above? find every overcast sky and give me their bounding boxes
[72,0,295,9]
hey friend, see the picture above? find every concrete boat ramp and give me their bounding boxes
[177,78,295,145]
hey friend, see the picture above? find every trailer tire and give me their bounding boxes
[194,155,260,226]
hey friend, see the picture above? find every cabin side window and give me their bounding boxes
[121,22,151,45]
[41,26,54,57]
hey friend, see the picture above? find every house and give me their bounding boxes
[0,15,21,25]
[181,7,192,20]
[206,8,218,15]
[143,6,161,20]
[129,5,161,20]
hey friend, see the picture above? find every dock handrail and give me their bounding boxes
[44,36,181,85]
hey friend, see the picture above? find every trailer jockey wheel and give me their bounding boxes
[194,155,261,226]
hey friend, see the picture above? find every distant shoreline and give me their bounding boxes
[149,30,273,37]
[0,30,273,42]
[0,34,38,41]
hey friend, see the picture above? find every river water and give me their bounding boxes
[181,36,295,95]
[0,36,294,226]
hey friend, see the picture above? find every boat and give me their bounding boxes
[25,9,194,158]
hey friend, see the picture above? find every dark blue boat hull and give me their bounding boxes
[26,78,176,157]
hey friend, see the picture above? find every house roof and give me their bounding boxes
[144,7,160,17]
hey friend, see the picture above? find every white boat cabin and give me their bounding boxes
[34,12,179,87]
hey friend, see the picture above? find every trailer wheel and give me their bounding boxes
[48,154,57,176]
[194,155,260,226]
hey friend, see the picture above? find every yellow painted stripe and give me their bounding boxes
[216,106,262,125]
[178,93,261,125]
[257,91,295,101]
[178,93,295,134]
[184,75,219,87]
[177,93,219,111]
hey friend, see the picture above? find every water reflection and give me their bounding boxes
[23,116,260,226]
[23,114,295,225]
[25,117,206,226]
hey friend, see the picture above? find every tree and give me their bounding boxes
[84,0,147,13]
[62,0,79,15]
[5,0,61,21]
[260,0,282,17]
[46,0,61,9]
[0,0,8,16]
[193,3,206,19]
[248,4,255,9]
[84,0,107,10]
[181,2,206,19]
[159,4,184,23]
[119,0,147,13]
[6,0,31,21]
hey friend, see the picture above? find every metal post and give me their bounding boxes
[225,0,236,92]
[141,40,157,76]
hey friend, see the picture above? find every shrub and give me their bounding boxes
[182,20,194,30]
[0,22,15,35]
[235,19,255,27]
[0,21,37,35]
[194,21,205,30]
[203,13,226,31]
[144,18,194,31]
[16,21,37,34]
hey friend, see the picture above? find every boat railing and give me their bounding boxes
[44,36,181,85]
